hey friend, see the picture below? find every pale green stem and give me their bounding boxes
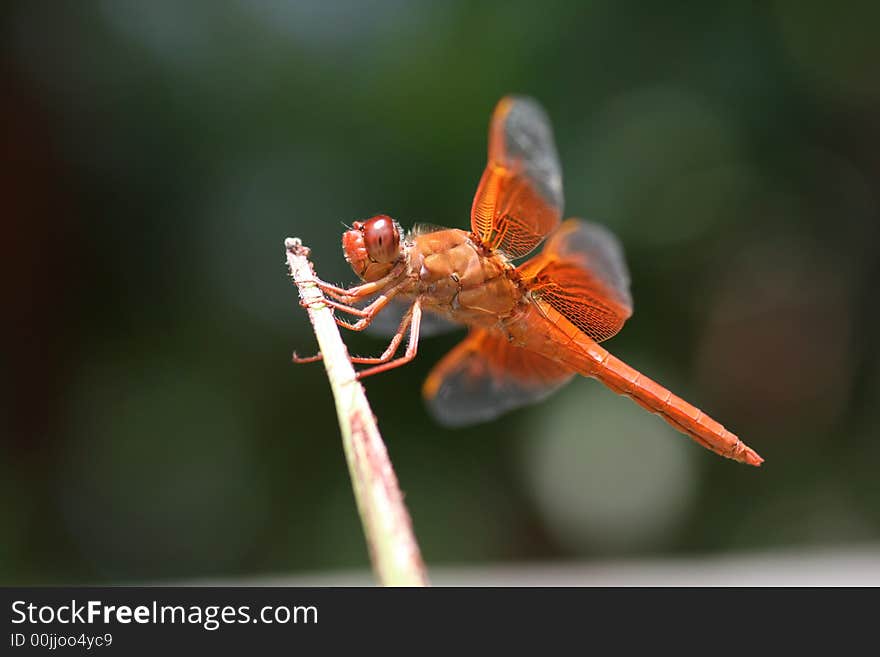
[285,238,429,587]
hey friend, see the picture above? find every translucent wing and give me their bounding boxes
[366,297,462,338]
[422,328,575,427]
[517,218,633,343]
[471,96,564,259]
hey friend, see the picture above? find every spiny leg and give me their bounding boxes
[325,280,407,332]
[292,298,413,365]
[350,306,413,364]
[356,300,422,380]
[298,279,407,337]
[306,266,405,304]
[292,351,323,364]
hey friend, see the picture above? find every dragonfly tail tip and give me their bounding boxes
[742,448,764,467]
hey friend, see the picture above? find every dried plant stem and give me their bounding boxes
[285,238,429,587]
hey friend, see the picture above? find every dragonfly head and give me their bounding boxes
[342,214,403,281]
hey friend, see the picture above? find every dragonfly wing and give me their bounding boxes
[518,218,633,343]
[365,297,462,338]
[422,328,575,427]
[471,96,563,259]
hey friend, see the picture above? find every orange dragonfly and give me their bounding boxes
[296,96,762,467]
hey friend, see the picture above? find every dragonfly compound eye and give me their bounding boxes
[362,215,400,263]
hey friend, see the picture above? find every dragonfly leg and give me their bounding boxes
[350,307,413,364]
[299,277,407,331]
[291,304,413,367]
[356,300,421,380]
[292,351,323,364]
[305,265,405,303]
[329,281,407,332]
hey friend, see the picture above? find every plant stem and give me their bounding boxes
[284,238,429,587]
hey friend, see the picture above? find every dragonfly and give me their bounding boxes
[296,95,762,467]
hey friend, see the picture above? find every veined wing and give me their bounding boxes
[471,96,563,259]
[518,218,633,343]
[422,328,575,427]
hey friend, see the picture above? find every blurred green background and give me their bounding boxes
[2,1,879,584]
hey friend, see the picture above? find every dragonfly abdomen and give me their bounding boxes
[567,336,763,466]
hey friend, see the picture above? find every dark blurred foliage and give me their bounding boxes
[2,1,879,584]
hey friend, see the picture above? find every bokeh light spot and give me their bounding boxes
[519,377,698,553]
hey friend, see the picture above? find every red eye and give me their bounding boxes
[362,215,400,263]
